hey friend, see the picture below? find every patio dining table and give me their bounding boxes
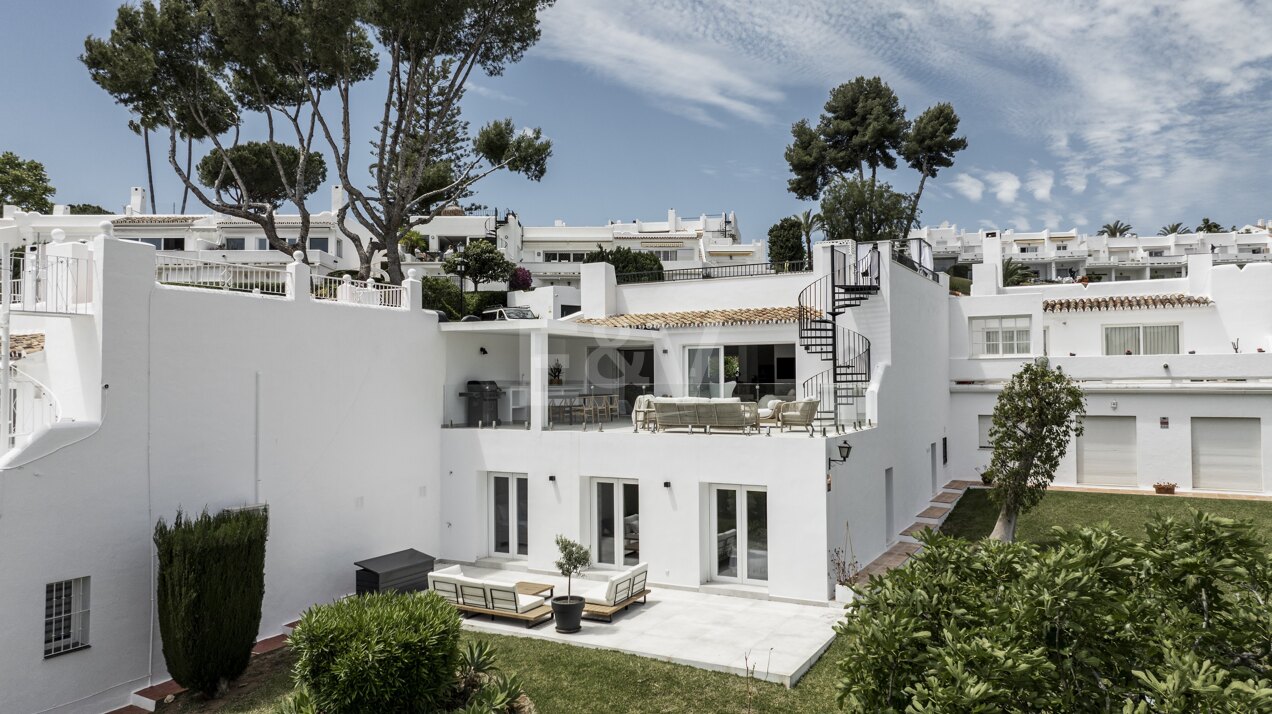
[549,392,618,425]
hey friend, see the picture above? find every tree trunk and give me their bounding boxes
[989,500,1017,542]
[143,127,157,214]
[905,170,928,242]
[180,136,192,214]
[804,232,813,270]
[384,239,405,286]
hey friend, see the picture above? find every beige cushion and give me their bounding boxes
[581,563,649,607]
[709,397,742,403]
[758,408,774,419]
[431,564,462,578]
[515,593,545,613]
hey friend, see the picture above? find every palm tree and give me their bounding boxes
[1100,220,1133,237]
[797,209,824,269]
[1158,222,1187,235]
[1001,257,1033,286]
[1196,217,1224,233]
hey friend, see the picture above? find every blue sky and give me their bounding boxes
[4,0,1272,240]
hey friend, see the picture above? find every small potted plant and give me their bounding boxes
[551,535,591,633]
[548,359,563,386]
[1154,481,1177,495]
[830,548,860,603]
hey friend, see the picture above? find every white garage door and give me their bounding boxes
[1192,418,1262,492]
[1078,416,1138,486]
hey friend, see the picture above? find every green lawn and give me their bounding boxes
[175,631,851,714]
[941,488,1272,545]
[175,490,1272,714]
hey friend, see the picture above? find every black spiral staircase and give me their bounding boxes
[797,246,880,427]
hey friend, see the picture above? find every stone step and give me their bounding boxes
[931,491,960,504]
[900,522,933,538]
[916,505,950,520]
[943,479,981,491]
[131,680,185,712]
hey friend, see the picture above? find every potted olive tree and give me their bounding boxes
[551,535,591,633]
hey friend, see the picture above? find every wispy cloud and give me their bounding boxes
[1026,168,1054,202]
[949,174,985,202]
[538,0,1272,228]
[983,171,1021,203]
[468,83,525,105]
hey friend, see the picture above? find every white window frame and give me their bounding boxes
[488,472,529,559]
[969,316,1032,358]
[1102,323,1181,355]
[978,415,994,449]
[592,478,639,569]
[44,577,90,658]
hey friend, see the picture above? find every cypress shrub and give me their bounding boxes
[290,591,462,713]
[154,507,269,698]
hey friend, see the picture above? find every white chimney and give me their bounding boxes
[128,187,146,215]
[331,184,345,213]
[52,204,69,216]
[667,208,677,230]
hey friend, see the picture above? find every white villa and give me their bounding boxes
[8,187,761,289]
[917,222,1272,282]
[2,205,1272,712]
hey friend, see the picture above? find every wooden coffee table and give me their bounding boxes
[515,581,555,599]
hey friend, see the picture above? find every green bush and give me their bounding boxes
[584,244,663,282]
[290,591,463,713]
[154,508,269,699]
[836,511,1272,712]
[421,276,464,318]
[465,290,507,315]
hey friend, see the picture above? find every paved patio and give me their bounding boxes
[455,566,842,686]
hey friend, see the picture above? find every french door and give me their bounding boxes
[594,479,639,567]
[710,486,768,583]
[686,346,723,397]
[490,472,528,558]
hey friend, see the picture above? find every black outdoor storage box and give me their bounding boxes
[354,549,436,595]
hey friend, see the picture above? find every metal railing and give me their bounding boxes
[616,260,809,285]
[7,254,94,315]
[310,273,405,309]
[892,246,939,282]
[7,365,61,447]
[156,256,288,296]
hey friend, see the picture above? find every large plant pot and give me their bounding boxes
[552,596,585,633]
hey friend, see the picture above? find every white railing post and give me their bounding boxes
[403,268,421,311]
[286,252,311,303]
[0,229,11,449]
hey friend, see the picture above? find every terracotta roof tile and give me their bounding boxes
[112,216,197,225]
[10,333,44,360]
[577,306,814,330]
[1043,293,1213,313]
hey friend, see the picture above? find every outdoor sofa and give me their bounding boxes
[427,565,553,627]
[776,398,820,433]
[577,562,651,622]
[650,397,760,434]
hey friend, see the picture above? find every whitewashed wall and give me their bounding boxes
[0,237,445,714]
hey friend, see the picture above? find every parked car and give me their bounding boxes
[482,306,538,320]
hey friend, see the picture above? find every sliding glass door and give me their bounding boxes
[686,346,722,397]
[490,472,528,558]
[710,486,768,584]
[594,479,639,567]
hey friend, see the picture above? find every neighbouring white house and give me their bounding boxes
[2,210,1271,713]
[946,235,1272,494]
[4,187,762,290]
[916,222,1272,282]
